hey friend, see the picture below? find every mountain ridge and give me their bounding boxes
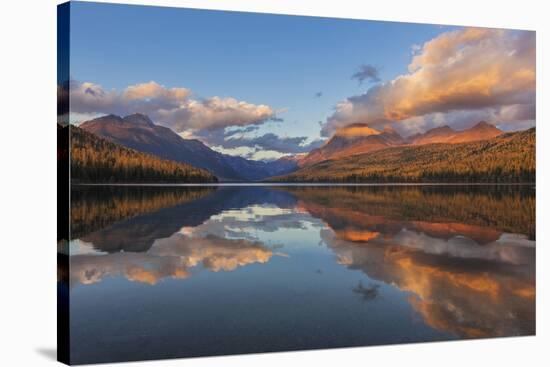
[272,128,535,183]
[78,114,529,183]
[80,114,297,181]
[409,121,502,145]
[299,123,406,167]
[298,121,505,167]
[68,125,217,183]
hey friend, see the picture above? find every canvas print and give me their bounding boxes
[57,1,536,365]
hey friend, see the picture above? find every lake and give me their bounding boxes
[59,184,536,364]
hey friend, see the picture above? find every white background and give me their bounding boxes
[0,0,547,366]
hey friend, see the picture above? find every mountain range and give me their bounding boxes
[297,121,503,166]
[80,114,297,181]
[408,121,502,145]
[75,113,533,183]
[274,128,535,183]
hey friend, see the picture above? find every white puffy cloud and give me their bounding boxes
[322,28,535,136]
[163,96,275,131]
[211,145,288,161]
[68,79,325,158]
[69,80,276,132]
[70,233,275,286]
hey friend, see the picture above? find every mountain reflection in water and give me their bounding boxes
[64,184,535,364]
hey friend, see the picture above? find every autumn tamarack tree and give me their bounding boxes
[68,126,218,183]
[70,186,215,239]
[286,185,535,240]
[275,128,535,184]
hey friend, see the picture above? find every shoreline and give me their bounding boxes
[72,182,537,187]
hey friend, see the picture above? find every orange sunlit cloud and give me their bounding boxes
[322,28,535,136]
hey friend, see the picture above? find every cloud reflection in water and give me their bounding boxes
[69,185,535,340]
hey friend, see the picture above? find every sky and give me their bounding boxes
[65,1,536,161]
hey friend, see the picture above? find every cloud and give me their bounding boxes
[394,103,536,136]
[122,81,190,101]
[70,233,276,286]
[69,80,304,158]
[323,227,535,338]
[210,145,284,161]
[322,28,535,136]
[192,126,324,158]
[352,281,380,302]
[69,80,277,132]
[221,132,323,154]
[351,64,381,84]
[166,96,276,131]
[69,202,306,287]
[187,203,317,239]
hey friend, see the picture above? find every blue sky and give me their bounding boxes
[66,1,535,160]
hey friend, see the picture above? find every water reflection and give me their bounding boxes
[323,229,534,337]
[67,184,535,362]
[292,186,535,338]
[71,234,275,286]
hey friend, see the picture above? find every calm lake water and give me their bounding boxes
[60,184,536,364]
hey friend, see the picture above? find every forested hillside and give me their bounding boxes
[273,128,535,183]
[69,126,217,183]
